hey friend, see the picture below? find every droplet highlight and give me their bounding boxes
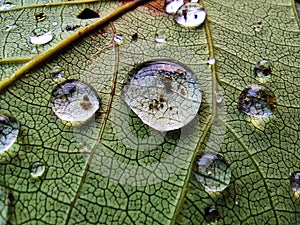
[194,153,231,192]
[0,114,19,154]
[122,60,202,132]
[238,84,276,118]
[0,186,9,225]
[30,162,46,178]
[51,80,100,123]
[290,171,300,192]
[29,28,53,45]
[204,206,221,223]
[165,0,184,14]
[174,2,206,28]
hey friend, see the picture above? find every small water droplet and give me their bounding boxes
[52,20,58,26]
[253,21,263,32]
[122,60,202,132]
[34,12,47,22]
[204,206,221,223]
[0,1,16,11]
[0,114,19,154]
[254,59,272,83]
[29,28,53,45]
[113,34,122,45]
[30,162,46,178]
[51,80,100,123]
[51,66,64,79]
[0,186,9,225]
[165,0,184,14]
[4,16,16,31]
[207,57,215,65]
[238,85,276,118]
[174,2,206,28]
[215,92,223,104]
[155,29,167,43]
[290,171,300,192]
[194,153,231,192]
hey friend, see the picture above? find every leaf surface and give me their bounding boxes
[0,0,299,225]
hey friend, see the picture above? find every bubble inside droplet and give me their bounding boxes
[174,2,206,28]
[122,60,202,132]
[290,171,300,192]
[0,186,9,225]
[51,66,64,79]
[30,162,46,178]
[0,114,19,154]
[51,80,100,123]
[204,206,221,223]
[194,153,231,192]
[165,0,184,14]
[238,84,276,118]
[254,59,272,81]
[29,28,53,45]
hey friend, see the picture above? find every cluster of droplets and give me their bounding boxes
[165,0,206,28]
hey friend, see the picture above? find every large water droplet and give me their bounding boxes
[29,28,53,45]
[165,0,184,14]
[204,206,221,223]
[122,60,202,132]
[290,171,300,192]
[194,153,231,192]
[51,80,100,123]
[0,114,19,154]
[0,186,9,225]
[238,85,276,118]
[30,162,46,178]
[174,2,206,28]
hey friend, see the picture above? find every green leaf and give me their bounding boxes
[0,0,299,224]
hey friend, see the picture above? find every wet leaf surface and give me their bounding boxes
[0,0,299,224]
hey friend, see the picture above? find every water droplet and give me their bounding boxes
[51,80,100,123]
[207,57,215,65]
[194,153,231,192]
[204,206,221,223]
[254,59,272,83]
[0,1,16,11]
[52,20,58,26]
[4,16,16,31]
[155,29,167,43]
[165,0,184,14]
[290,171,300,192]
[253,21,263,32]
[238,85,276,118]
[34,12,47,22]
[0,186,9,225]
[113,34,123,45]
[174,2,206,28]
[215,92,223,104]
[30,162,46,178]
[76,8,99,19]
[51,66,64,79]
[29,28,53,45]
[122,60,202,132]
[0,114,19,154]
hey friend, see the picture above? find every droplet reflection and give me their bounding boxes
[290,171,300,192]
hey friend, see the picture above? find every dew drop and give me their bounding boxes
[174,2,206,28]
[0,1,16,11]
[204,206,221,223]
[122,60,202,132]
[52,20,58,26]
[113,34,123,45]
[215,92,223,104]
[4,16,16,31]
[34,12,47,22]
[51,66,64,79]
[165,0,184,15]
[238,84,276,118]
[51,80,100,123]
[155,29,167,43]
[290,171,300,192]
[76,8,99,19]
[0,114,19,154]
[0,186,9,225]
[194,153,231,192]
[30,162,46,178]
[29,28,53,45]
[207,57,215,65]
[253,21,263,32]
[254,59,272,83]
